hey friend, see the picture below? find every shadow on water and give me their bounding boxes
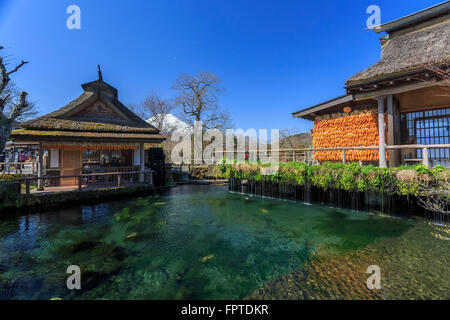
[315,209,413,252]
[0,185,435,300]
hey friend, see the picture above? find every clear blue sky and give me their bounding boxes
[0,0,442,132]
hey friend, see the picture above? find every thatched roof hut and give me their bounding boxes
[9,69,167,187]
[292,2,450,168]
[11,74,166,147]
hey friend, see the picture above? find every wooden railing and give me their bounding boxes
[81,166,140,184]
[0,161,38,174]
[211,144,450,167]
[17,170,154,195]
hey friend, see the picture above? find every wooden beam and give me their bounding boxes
[292,94,353,118]
[139,142,145,183]
[377,97,387,168]
[353,79,444,101]
[25,179,30,196]
[37,144,44,190]
[422,147,430,168]
[387,95,398,167]
[394,98,401,165]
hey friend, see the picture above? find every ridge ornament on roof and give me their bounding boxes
[98,64,103,81]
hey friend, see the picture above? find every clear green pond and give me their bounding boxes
[0,185,448,299]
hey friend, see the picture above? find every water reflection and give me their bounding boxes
[0,185,446,300]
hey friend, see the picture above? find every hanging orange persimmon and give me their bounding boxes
[312,110,388,162]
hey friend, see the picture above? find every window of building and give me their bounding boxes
[82,150,133,168]
[401,107,450,167]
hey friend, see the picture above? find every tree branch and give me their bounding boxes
[7,60,29,76]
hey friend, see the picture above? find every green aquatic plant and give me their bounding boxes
[114,208,134,222]
[221,162,449,197]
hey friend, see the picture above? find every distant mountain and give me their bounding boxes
[279,132,312,149]
[147,114,192,134]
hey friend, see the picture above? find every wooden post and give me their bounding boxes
[422,147,430,168]
[78,176,82,192]
[394,100,401,162]
[117,174,121,187]
[37,144,44,190]
[342,149,346,164]
[25,179,30,196]
[292,150,296,162]
[139,142,145,183]
[377,97,387,168]
[387,94,397,168]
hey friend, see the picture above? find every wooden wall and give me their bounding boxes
[71,100,126,120]
[396,86,450,112]
[60,150,82,186]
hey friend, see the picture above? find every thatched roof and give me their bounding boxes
[11,77,166,144]
[20,80,159,133]
[372,1,449,35]
[346,19,450,86]
[11,129,166,142]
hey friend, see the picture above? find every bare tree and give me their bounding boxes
[280,129,300,149]
[279,129,313,149]
[130,92,177,135]
[127,103,144,118]
[172,72,232,130]
[0,46,34,151]
[141,92,176,135]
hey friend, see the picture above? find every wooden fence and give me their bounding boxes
[0,161,38,174]
[16,170,154,195]
[211,144,450,167]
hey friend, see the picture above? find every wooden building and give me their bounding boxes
[9,68,165,187]
[292,2,449,167]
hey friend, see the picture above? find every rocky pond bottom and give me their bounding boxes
[0,185,448,299]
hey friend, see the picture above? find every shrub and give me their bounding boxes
[220,162,448,197]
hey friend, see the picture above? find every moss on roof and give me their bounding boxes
[10,129,166,142]
[20,118,159,133]
[20,81,160,134]
[346,19,450,86]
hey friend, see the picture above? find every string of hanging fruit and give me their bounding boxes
[42,143,138,151]
[312,110,388,162]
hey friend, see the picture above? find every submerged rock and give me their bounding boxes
[201,254,215,263]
